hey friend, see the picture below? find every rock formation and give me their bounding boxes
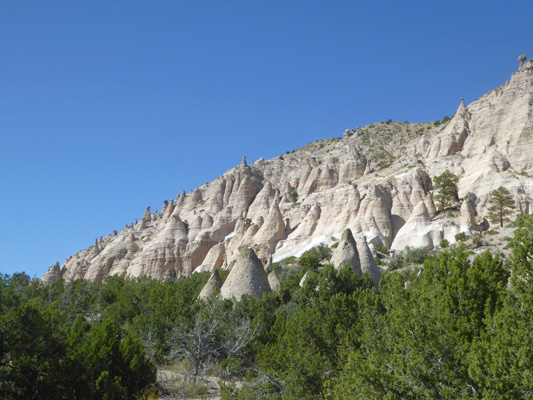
[356,236,381,286]
[198,269,223,300]
[331,229,361,275]
[199,242,226,271]
[41,262,61,285]
[391,201,441,251]
[43,58,533,285]
[268,271,281,293]
[220,248,271,300]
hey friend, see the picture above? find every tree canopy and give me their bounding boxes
[433,170,459,210]
[487,186,516,227]
[5,224,533,399]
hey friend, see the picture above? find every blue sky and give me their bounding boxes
[1,1,532,278]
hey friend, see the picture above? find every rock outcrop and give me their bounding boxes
[331,229,361,275]
[43,58,533,284]
[391,201,440,251]
[220,248,271,300]
[268,271,281,293]
[41,262,61,285]
[198,269,223,300]
[356,236,381,286]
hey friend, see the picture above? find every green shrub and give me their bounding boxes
[440,239,450,248]
[406,247,431,264]
[299,245,332,273]
[388,253,405,271]
[266,262,281,275]
[455,232,468,242]
[281,256,297,265]
[375,243,389,255]
[279,267,298,283]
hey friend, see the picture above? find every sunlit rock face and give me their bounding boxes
[220,248,271,301]
[198,270,223,301]
[331,229,361,274]
[46,59,533,283]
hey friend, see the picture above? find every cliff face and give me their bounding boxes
[43,59,533,283]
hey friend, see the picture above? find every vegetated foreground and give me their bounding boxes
[4,215,533,399]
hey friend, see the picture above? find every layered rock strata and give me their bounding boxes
[43,58,533,284]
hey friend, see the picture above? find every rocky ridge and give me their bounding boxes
[43,58,533,284]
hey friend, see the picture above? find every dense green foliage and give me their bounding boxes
[222,221,533,399]
[4,217,533,398]
[0,273,209,399]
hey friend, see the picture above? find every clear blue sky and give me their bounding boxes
[1,1,532,278]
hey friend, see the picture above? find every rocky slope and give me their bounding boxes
[42,58,533,284]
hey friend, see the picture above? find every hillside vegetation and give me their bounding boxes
[4,215,533,399]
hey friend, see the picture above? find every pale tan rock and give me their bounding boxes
[268,271,281,293]
[188,214,204,240]
[41,262,61,285]
[198,270,223,300]
[299,270,310,287]
[43,60,533,284]
[298,203,322,236]
[200,242,226,270]
[338,148,368,182]
[424,192,437,218]
[253,201,286,252]
[363,162,374,175]
[460,199,479,232]
[300,166,339,196]
[391,201,435,251]
[331,229,361,275]
[138,207,151,230]
[160,200,169,217]
[247,181,276,221]
[356,236,381,286]
[359,185,393,246]
[437,99,471,157]
[220,248,271,300]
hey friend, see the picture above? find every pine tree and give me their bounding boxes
[433,170,459,210]
[487,186,515,228]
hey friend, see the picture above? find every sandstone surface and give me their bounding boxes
[268,271,281,293]
[331,229,361,275]
[220,248,271,301]
[198,270,223,300]
[43,59,533,284]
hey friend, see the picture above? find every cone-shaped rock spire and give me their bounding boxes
[41,262,61,285]
[198,269,223,300]
[331,229,361,275]
[220,248,271,301]
[356,237,381,286]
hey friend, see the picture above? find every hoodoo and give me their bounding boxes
[42,58,533,284]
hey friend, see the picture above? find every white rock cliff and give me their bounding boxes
[43,59,533,284]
